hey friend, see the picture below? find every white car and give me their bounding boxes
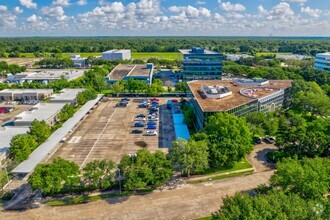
[148,117,158,121]
[146,131,157,136]
[135,117,146,121]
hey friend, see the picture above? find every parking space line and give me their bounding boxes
[80,102,116,169]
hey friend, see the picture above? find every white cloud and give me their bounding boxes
[0,5,7,11]
[220,1,245,11]
[14,7,24,14]
[282,0,307,2]
[41,6,70,21]
[196,1,206,5]
[27,14,38,22]
[77,0,87,6]
[52,0,71,7]
[169,6,211,18]
[301,7,321,18]
[225,12,245,19]
[19,0,37,9]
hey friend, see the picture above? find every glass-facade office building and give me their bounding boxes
[314,53,330,73]
[179,48,223,80]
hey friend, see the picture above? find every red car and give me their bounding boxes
[150,98,160,102]
[172,99,179,103]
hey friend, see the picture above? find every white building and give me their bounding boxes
[21,70,85,84]
[276,54,313,60]
[226,54,254,61]
[69,54,87,67]
[102,50,131,61]
[14,103,66,127]
[0,89,54,101]
[314,52,330,73]
[50,88,85,106]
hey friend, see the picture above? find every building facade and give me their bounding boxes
[179,47,223,81]
[102,50,131,61]
[69,54,86,67]
[188,79,292,131]
[0,89,54,101]
[49,88,85,106]
[314,52,330,73]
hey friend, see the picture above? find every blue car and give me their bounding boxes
[147,124,157,129]
[134,122,145,127]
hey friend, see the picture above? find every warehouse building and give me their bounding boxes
[106,63,154,85]
[0,89,54,101]
[14,103,66,127]
[188,79,292,131]
[102,50,131,61]
[69,54,87,67]
[180,47,223,81]
[50,88,85,106]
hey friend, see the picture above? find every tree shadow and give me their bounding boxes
[254,147,276,170]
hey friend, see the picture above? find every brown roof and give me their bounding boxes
[188,80,292,112]
[108,64,151,80]
[129,65,151,77]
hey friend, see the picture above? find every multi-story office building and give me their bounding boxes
[314,52,330,73]
[179,47,223,80]
[187,79,292,131]
[102,50,131,61]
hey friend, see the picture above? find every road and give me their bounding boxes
[1,144,276,220]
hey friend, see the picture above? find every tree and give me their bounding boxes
[77,89,98,105]
[182,105,195,129]
[83,160,116,190]
[212,190,325,220]
[204,113,253,168]
[111,80,125,97]
[9,134,38,162]
[175,82,188,93]
[245,112,278,136]
[28,158,80,195]
[59,104,75,122]
[270,157,330,200]
[169,138,209,177]
[119,150,172,190]
[29,120,52,144]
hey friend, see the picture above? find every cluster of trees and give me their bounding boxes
[0,61,26,75]
[1,37,329,55]
[77,89,98,105]
[28,149,172,195]
[111,78,164,96]
[36,58,74,68]
[58,104,75,123]
[9,120,51,162]
[212,157,330,219]
[169,113,253,176]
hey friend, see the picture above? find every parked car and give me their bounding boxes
[138,103,148,108]
[263,136,275,144]
[135,117,146,121]
[253,137,262,144]
[147,124,157,129]
[148,117,158,121]
[150,107,159,111]
[151,101,159,106]
[137,114,146,118]
[146,130,158,136]
[133,122,145,127]
[116,102,128,107]
[121,98,130,102]
[131,130,143,134]
[172,99,179,103]
[148,113,158,117]
[147,121,157,125]
[150,98,159,102]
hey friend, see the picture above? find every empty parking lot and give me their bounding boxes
[50,98,173,167]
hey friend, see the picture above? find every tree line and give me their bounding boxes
[0,37,329,55]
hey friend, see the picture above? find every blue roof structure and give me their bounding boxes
[172,113,190,141]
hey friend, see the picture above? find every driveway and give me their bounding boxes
[246,143,277,172]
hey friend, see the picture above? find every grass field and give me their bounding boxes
[256,52,292,57]
[187,170,254,184]
[202,158,252,176]
[15,52,182,60]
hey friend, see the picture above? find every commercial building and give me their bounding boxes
[314,52,330,73]
[276,54,313,60]
[69,54,87,67]
[50,88,85,106]
[226,54,254,61]
[0,127,30,164]
[179,47,223,80]
[188,79,292,131]
[106,63,154,85]
[13,103,66,127]
[102,50,131,61]
[0,89,53,101]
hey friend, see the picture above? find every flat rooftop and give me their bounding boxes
[22,70,85,81]
[103,50,130,54]
[188,80,292,112]
[50,89,85,102]
[14,103,66,123]
[179,48,221,55]
[0,89,53,94]
[109,64,152,80]
[0,127,30,153]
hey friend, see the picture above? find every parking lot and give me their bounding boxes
[50,98,175,167]
[0,102,33,126]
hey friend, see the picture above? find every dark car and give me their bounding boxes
[131,130,143,134]
[137,114,146,117]
[147,124,157,129]
[253,137,262,144]
[263,136,275,144]
[152,101,159,106]
[147,121,157,125]
[138,103,148,108]
[150,98,160,102]
[116,102,128,107]
[121,98,130,102]
[134,122,145,127]
[150,107,159,112]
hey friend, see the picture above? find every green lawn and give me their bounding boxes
[195,216,213,220]
[202,158,253,176]
[188,170,254,184]
[132,52,182,60]
[256,52,292,57]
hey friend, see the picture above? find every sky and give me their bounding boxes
[0,0,329,37]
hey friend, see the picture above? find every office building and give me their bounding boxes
[179,47,223,80]
[276,54,313,60]
[106,63,154,85]
[14,103,66,127]
[69,54,87,67]
[226,54,254,61]
[0,89,54,101]
[187,79,292,131]
[50,88,85,106]
[102,50,131,61]
[314,52,330,73]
